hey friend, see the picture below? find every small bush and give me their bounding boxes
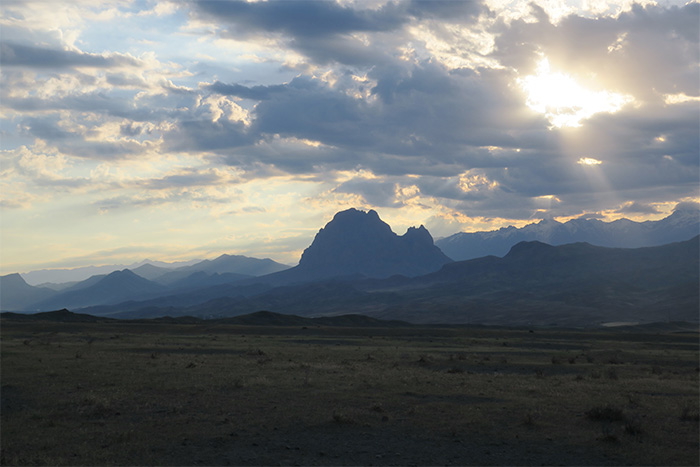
[332,412,354,424]
[680,405,700,422]
[624,421,643,435]
[586,405,626,422]
[522,412,536,427]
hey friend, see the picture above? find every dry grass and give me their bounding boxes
[1,320,698,466]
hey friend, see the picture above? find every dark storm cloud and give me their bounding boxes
[617,202,661,215]
[141,170,226,190]
[4,93,159,122]
[0,42,141,69]
[202,63,548,173]
[202,81,286,100]
[192,0,407,39]
[191,0,487,66]
[162,118,253,153]
[333,178,402,208]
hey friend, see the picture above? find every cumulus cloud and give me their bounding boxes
[1,0,698,272]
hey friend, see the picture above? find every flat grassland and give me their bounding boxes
[2,319,698,466]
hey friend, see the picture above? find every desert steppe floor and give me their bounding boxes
[2,319,698,466]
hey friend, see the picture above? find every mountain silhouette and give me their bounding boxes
[152,254,289,285]
[0,273,57,311]
[103,236,698,326]
[436,206,700,261]
[274,208,452,282]
[30,269,167,311]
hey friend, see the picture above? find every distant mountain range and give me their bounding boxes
[20,255,289,286]
[0,254,290,312]
[436,207,699,261]
[99,236,698,327]
[1,208,697,327]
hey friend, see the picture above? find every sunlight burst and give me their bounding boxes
[578,157,603,166]
[520,58,633,128]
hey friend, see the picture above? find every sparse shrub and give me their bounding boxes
[590,369,602,379]
[551,355,563,364]
[608,353,623,364]
[370,403,384,413]
[598,423,620,443]
[606,368,618,380]
[535,369,545,379]
[523,412,536,427]
[586,405,626,422]
[332,411,354,424]
[568,357,577,364]
[680,404,700,422]
[446,367,464,374]
[651,366,663,375]
[624,421,643,435]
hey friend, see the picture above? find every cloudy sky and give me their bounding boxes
[1,0,698,273]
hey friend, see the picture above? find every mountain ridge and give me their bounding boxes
[436,207,700,261]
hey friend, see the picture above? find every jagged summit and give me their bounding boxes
[296,208,452,279]
[437,207,700,261]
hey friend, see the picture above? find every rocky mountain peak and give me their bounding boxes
[297,208,451,279]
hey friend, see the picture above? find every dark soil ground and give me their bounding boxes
[1,319,698,466]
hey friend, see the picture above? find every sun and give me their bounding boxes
[519,58,633,128]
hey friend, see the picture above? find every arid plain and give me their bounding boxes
[2,316,698,466]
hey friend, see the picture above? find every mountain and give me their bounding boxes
[96,236,699,327]
[152,254,289,285]
[131,263,172,281]
[0,273,57,311]
[30,269,168,311]
[436,207,700,261]
[20,258,201,286]
[165,271,252,290]
[265,208,452,283]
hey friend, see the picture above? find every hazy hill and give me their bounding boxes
[152,255,289,285]
[131,263,172,280]
[20,259,200,286]
[436,207,700,261]
[0,273,57,311]
[165,271,253,290]
[30,270,168,311]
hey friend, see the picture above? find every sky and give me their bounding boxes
[1,0,698,274]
